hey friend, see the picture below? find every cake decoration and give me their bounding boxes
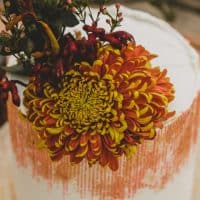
[0,0,175,170]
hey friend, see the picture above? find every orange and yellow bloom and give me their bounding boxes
[23,43,175,170]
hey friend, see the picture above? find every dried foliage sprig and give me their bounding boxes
[0,0,126,105]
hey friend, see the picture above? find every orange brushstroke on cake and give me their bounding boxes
[7,92,200,200]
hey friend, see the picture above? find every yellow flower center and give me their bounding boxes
[57,71,116,133]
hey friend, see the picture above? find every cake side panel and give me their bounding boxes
[7,92,200,200]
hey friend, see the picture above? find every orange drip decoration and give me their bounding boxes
[7,92,200,199]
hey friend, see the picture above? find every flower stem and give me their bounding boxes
[12,80,27,87]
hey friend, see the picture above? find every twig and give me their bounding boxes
[12,80,27,87]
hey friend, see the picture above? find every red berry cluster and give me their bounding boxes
[0,70,20,106]
[31,22,135,95]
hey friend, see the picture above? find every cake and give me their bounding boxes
[3,5,200,200]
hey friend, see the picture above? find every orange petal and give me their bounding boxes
[75,145,88,158]
[68,138,80,151]
[80,134,89,147]
[44,116,57,126]
[70,154,83,164]
[108,153,119,171]
[99,147,109,167]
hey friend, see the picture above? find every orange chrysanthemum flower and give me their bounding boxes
[23,43,175,170]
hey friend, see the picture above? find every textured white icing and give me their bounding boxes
[10,151,196,200]
[7,6,200,200]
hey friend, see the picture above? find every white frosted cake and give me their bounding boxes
[6,6,200,200]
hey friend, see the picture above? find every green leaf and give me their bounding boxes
[59,10,79,27]
[32,0,79,37]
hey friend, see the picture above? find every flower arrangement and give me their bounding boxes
[0,0,175,170]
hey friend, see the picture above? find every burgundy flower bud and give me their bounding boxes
[115,3,121,9]
[12,93,20,107]
[104,31,135,48]
[94,28,105,36]
[117,12,123,18]
[83,25,95,32]
[1,82,10,90]
[10,82,20,107]
[100,6,107,14]
[0,72,9,104]
[55,58,64,78]
[104,34,122,48]
[83,25,105,38]
[62,34,76,57]
[106,19,111,25]
[88,34,96,44]
[68,41,78,53]
[112,31,135,43]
